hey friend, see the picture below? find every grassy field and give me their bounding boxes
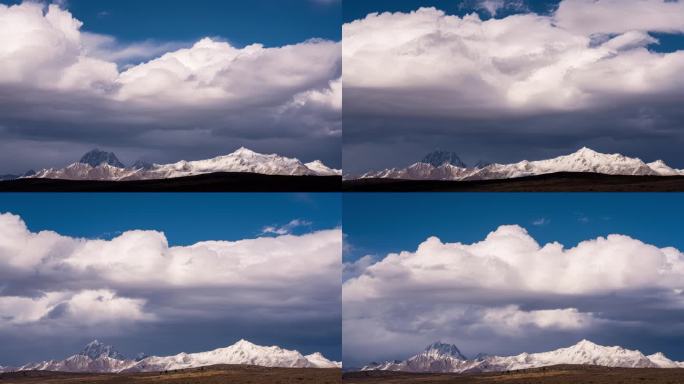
[343,172,684,192]
[342,365,684,383]
[0,365,342,384]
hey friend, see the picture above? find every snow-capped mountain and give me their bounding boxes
[362,340,684,373]
[420,150,467,168]
[646,352,684,368]
[14,340,133,373]
[125,340,340,372]
[1,339,339,374]
[80,340,127,360]
[364,342,474,372]
[27,148,341,181]
[358,148,684,181]
[79,149,125,168]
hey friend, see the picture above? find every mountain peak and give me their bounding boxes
[570,147,607,158]
[423,341,467,359]
[232,339,258,348]
[232,147,258,156]
[79,340,126,360]
[421,150,466,168]
[79,149,125,168]
[571,339,601,349]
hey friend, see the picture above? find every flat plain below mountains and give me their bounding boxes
[344,172,684,192]
[0,365,342,384]
[343,365,684,384]
[0,172,341,192]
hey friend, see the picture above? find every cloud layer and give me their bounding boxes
[0,2,341,173]
[0,212,341,363]
[343,225,684,366]
[342,0,684,173]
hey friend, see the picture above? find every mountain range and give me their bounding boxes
[0,340,340,374]
[362,340,684,373]
[8,148,340,182]
[357,148,684,181]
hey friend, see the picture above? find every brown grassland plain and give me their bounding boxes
[342,365,684,384]
[0,365,342,384]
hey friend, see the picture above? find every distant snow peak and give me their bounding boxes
[421,150,466,168]
[80,340,126,360]
[233,147,257,156]
[28,148,341,181]
[423,342,467,360]
[2,339,339,374]
[359,148,684,181]
[362,340,684,373]
[79,149,125,168]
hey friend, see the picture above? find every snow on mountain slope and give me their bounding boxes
[304,160,342,176]
[79,149,125,168]
[4,340,338,374]
[27,148,340,181]
[80,340,127,360]
[16,341,133,373]
[125,340,338,372]
[31,163,143,181]
[305,352,342,369]
[646,352,684,368]
[485,340,657,371]
[359,148,684,181]
[361,162,473,181]
[17,354,135,373]
[363,340,683,373]
[364,342,477,373]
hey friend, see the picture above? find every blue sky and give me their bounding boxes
[2,0,341,47]
[344,0,559,21]
[0,193,341,245]
[344,193,684,262]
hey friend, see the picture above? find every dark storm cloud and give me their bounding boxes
[0,83,342,173]
[343,89,684,174]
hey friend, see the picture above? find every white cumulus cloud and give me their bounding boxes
[0,290,152,327]
[555,0,684,35]
[343,3,684,115]
[0,212,341,334]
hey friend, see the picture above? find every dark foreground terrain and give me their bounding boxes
[0,173,341,192]
[344,173,684,192]
[0,365,341,384]
[343,365,684,383]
